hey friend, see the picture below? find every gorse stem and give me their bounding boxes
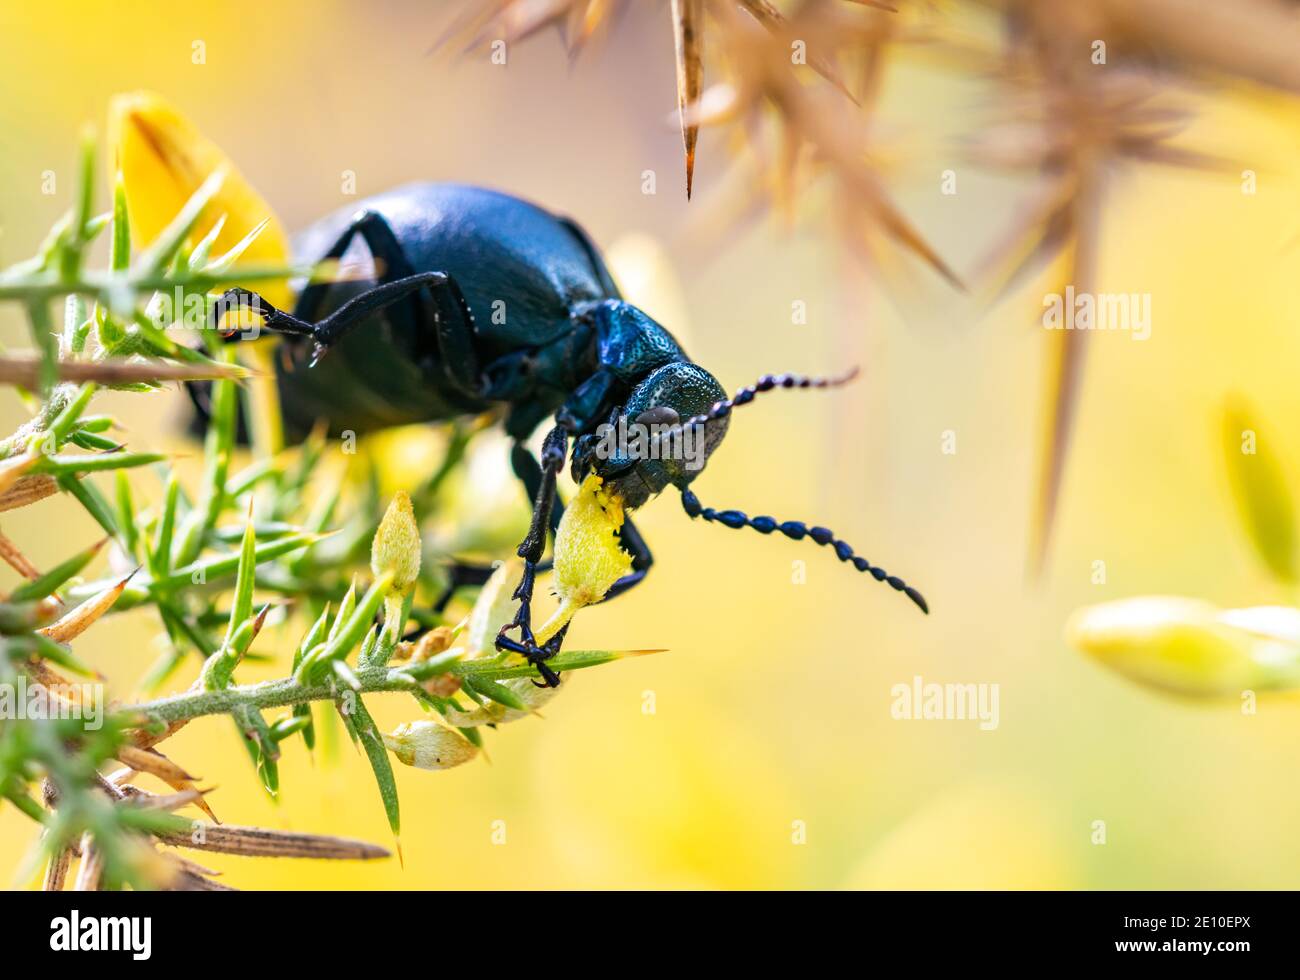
[125,647,651,727]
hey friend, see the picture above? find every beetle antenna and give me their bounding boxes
[703,367,860,425]
[679,487,929,614]
[649,367,860,456]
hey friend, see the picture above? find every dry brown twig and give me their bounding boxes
[0,353,249,389]
[979,1,1252,570]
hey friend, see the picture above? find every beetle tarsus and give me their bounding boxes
[500,562,559,684]
[210,287,315,342]
[495,577,566,688]
[497,429,571,685]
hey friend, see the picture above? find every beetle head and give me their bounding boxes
[572,362,729,509]
[571,363,929,614]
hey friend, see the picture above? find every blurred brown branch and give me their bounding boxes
[0,353,249,389]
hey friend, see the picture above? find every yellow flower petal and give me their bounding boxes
[109,90,293,456]
[553,474,632,607]
[108,90,292,305]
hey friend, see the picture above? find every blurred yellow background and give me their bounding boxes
[3,0,1300,889]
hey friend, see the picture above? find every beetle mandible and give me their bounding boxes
[209,182,928,687]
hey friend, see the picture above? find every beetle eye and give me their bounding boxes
[633,406,681,428]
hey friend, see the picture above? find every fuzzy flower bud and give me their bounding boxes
[382,720,477,771]
[411,626,456,662]
[554,474,633,608]
[533,474,633,644]
[371,491,421,597]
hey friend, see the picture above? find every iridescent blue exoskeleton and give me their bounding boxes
[210,183,927,686]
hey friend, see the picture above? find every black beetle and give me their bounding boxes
[210,182,927,686]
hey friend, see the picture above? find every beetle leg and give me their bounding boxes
[496,425,568,686]
[304,272,437,351]
[493,429,651,681]
[555,370,618,432]
[210,287,316,340]
[294,210,417,321]
[421,433,573,621]
[293,211,484,397]
[510,441,564,536]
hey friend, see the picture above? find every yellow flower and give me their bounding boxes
[107,90,292,306]
[108,90,293,455]
[1066,596,1300,697]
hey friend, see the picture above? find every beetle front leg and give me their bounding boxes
[292,209,484,396]
[210,287,316,341]
[211,271,482,396]
[496,424,569,687]
[427,438,570,619]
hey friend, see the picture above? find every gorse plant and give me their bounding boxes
[0,133,654,890]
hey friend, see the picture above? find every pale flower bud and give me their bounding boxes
[382,720,477,771]
[442,676,567,727]
[465,558,525,658]
[422,672,463,699]
[411,626,456,662]
[371,491,421,597]
[1066,596,1300,697]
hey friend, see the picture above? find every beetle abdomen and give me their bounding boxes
[274,183,619,439]
[293,182,616,355]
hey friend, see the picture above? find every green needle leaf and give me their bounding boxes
[34,451,166,475]
[110,172,131,273]
[349,695,400,840]
[57,473,123,546]
[149,475,180,578]
[9,537,106,602]
[301,572,394,680]
[226,503,259,644]
[463,675,528,711]
[114,470,139,560]
[26,298,59,396]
